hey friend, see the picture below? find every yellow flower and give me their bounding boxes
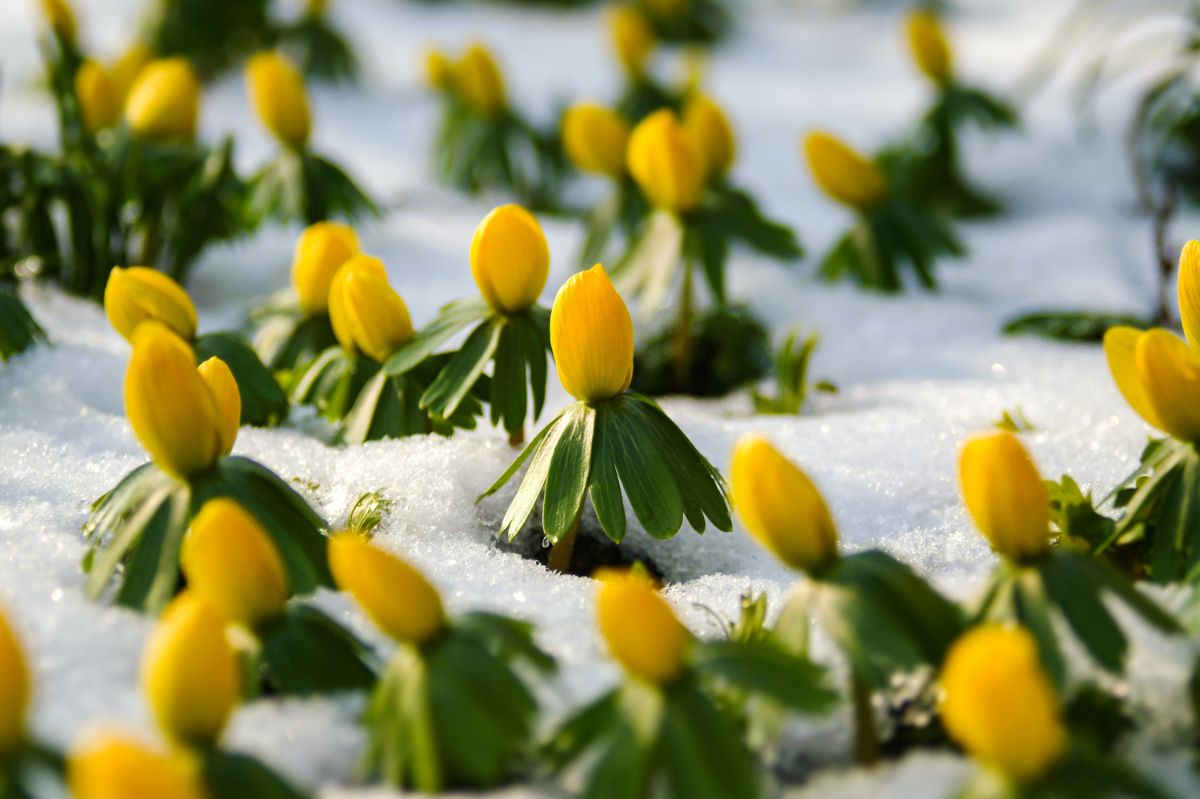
[292,221,361,316]
[68,735,205,799]
[124,324,230,479]
[40,0,77,44]
[141,593,240,747]
[327,255,414,362]
[595,569,690,684]
[76,60,120,134]
[802,131,888,211]
[549,265,634,403]
[683,94,736,180]
[181,499,289,628]
[455,43,506,115]
[1179,240,1200,350]
[328,532,446,645]
[104,267,198,342]
[0,607,30,755]
[906,10,954,86]
[940,625,1066,783]
[245,51,312,151]
[610,5,656,78]
[730,435,839,573]
[423,49,453,91]
[109,44,152,107]
[124,58,201,142]
[959,431,1050,561]
[196,357,239,455]
[627,109,706,214]
[469,204,550,314]
[562,103,630,178]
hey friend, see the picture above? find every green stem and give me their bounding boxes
[673,254,694,390]
[508,426,525,448]
[548,509,582,574]
[851,672,879,765]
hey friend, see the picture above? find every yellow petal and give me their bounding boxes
[124,58,200,142]
[328,254,386,352]
[327,256,414,362]
[1103,326,1163,431]
[905,10,954,85]
[1136,328,1200,442]
[292,222,360,316]
[595,569,690,684]
[104,267,198,343]
[423,49,453,91]
[549,265,634,402]
[562,103,630,178]
[0,607,30,755]
[196,357,240,455]
[682,94,736,180]
[1177,240,1200,352]
[245,51,312,150]
[109,44,152,107]
[470,204,550,313]
[609,5,656,77]
[627,109,706,214]
[959,431,1050,561]
[454,43,506,115]
[328,532,445,645]
[802,131,887,211]
[39,0,77,44]
[68,735,206,799]
[76,60,121,134]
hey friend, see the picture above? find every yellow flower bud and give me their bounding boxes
[245,51,312,151]
[182,499,288,627]
[906,10,954,86]
[0,607,30,755]
[195,357,239,456]
[68,735,205,799]
[124,324,225,479]
[423,49,453,92]
[1176,240,1200,352]
[683,94,736,180]
[141,594,240,747]
[327,255,414,362]
[959,431,1051,561]
[1105,323,1200,442]
[76,60,120,134]
[469,204,550,314]
[109,44,152,107]
[455,43,506,115]
[562,103,630,178]
[730,435,839,573]
[328,532,446,645]
[627,109,706,214]
[104,266,198,342]
[549,265,634,403]
[940,626,1066,783]
[802,131,888,211]
[124,58,200,142]
[595,569,689,684]
[39,0,77,44]
[292,221,360,316]
[610,5,655,78]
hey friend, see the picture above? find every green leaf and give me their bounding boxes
[606,399,684,540]
[492,410,573,540]
[589,404,628,543]
[1002,311,1151,344]
[1038,553,1128,674]
[692,639,837,713]
[201,751,308,799]
[258,604,377,695]
[1011,570,1067,688]
[112,484,191,613]
[660,680,760,799]
[542,405,595,543]
[384,299,489,377]
[420,319,501,419]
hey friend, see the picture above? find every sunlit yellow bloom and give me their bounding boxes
[562,103,630,178]
[469,204,550,314]
[182,499,288,627]
[1178,240,1200,351]
[549,265,634,403]
[40,0,77,44]
[906,10,954,86]
[940,625,1066,783]
[196,357,240,455]
[328,532,446,645]
[730,435,839,573]
[423,49,453,91]
[245,51,312,151]
[292,221,360,315]
[959,431,1050,561]
[76,60,120,134]
[124,58,200,142]
[104,267,198,342]
[596,569,689,684]
[109,44,152,106]
[0,607,29,755]
[327,255,414,362]
[802,131,887,211]
[68,735,205,799]
[610,5,655,77]
[141,594,239,747]
[1105,326,1200,444]
[683,94,736,180]
[627,109,706,214]
[455,43,506,115]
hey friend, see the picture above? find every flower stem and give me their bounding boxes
[548,510,582,574]
[851,672,879,765]
[673,254,694,390]
[508,427,525,448]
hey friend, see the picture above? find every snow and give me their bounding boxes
[1,0,1198,796]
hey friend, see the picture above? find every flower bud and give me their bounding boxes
[906,10,954,86]
[68,735,205,799]
[327,255,414,362]
[76,60,120,134]
[562,103,630,178]
[940,626,1065,783]
[469,204,550,314]
[595,570,689,684]
[423,49,453,92]
[627,109,706,213]
[1129,329,1200,442]
[245,51,312,151]
[1177,240,1200,353]
[959,431,1050,561]
[124,58,201,142]
[328,532,446,645]
[182,499,288,627]
[141,594,240,747]
[195,356,239,455]
[109,44,152,106]
[730,435,839,573]
[802,131,887,211]
[39,0,77,44]
[104,266,198,342]
[455,43,506,115]
[549,265,634,403]
[292,221,360,316]
[0,607,30,755]
[683,94,736,180]
[610,5,655,78]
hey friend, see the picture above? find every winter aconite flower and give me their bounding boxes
[730,435,839,574]
[596,569,690,684]
[196,356,240,456]
[549,265,634,402]
[110,44,152,106]
[906,10,954,86]
[959,431,1050,561]
[245,51,312,151]
[803,131,888,211]
[455,43,506,116]
[0,607,29,755]
[292,221,360,315]
[627,109,705,213]
[68,736,205,799]
[76,60,120,134]
[104,267,198,342]
[940,625,1066,783]
[469,204,550,314]
[683,94,736,180]
[423,49,453,91]
[327,255,414,362]
[610,5,655,78]
[124,58,200,142]
[562,103,630,178]
[329,532,446,645]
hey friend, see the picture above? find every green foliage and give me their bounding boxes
[635,0,732,45]
[341,354,485,444]
[752,327,836,415]
[143,0,275,80]
[201,750,308,799]
[578,179,649,269]
[1046,475,1115,552]
[195,331,290,427]
[616,77,684,124]
[248,149,378,227]
[1002,310,1151,343]
[994,406,1037,433]
[0,288,46,362]
[257,604,378,696]
[253,305,339,373]
[346,490,393,535]
[279,12,359,84]
[0,741,65,799]
[632,305,772,398]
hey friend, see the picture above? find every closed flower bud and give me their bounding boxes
[730,435,839,574]
[105,266,198,342]
[562,103,630,178]
[0,607,30,755]
[141,594,240,747]
[182,499,288,627]
[627,109,706,213]
[245,52,312,151]
[124,58,200,142]
[1106,326,1200,443]
[423,49,453,92]
[906,10,954,86]
[195,357,239,456]
[959,431,1050,561]
[292,221,360,316]
[110,44,152,106]
[1180,240,1200,352]
[683,94,736,180]
[40,0,77,44]
[940,626,1066,782]
[610,5,655,78]
[469,204,550,314]
[76,60,120,134]
[596,570,689,684]
[328,532,445,645]
[327,255,414,362]
[455,43,506,115]
[802,131,887,211]
[68,735,205,799]
[549,265,634,403]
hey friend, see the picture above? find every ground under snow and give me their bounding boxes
[1,0,1199,796]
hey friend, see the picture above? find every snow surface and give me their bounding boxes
[1,0,1199,796]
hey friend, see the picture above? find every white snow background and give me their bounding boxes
[1,0,1199,796]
